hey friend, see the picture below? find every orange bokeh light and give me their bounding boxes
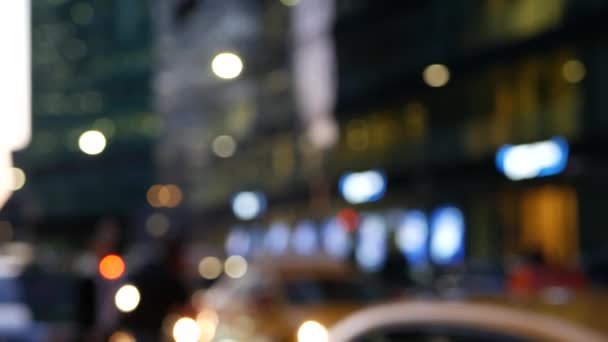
[147,184,183,208]
[147,184,163,208]
[158,186,171,207]
[164,184,183,208]
[99,254,125,280]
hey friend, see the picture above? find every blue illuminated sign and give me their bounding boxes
[339,170,387,204]
[355,214,388,272]
[430,207,465,265]
[396,211,429,265]
[496,137,569,181]
[225,226,251,257]
[322,218,351,259]
[264,222,290,256]
[292,221,319,256]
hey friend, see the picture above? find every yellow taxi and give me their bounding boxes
[200,257,390,341]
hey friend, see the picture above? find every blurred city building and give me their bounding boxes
[154,0,298,237]
[154,0,608,268]
[330,0,608,266]
[1,0,607,285]
[0,0,605,338]
[9,0,156,234]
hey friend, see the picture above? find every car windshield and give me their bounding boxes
[284,278,387,305]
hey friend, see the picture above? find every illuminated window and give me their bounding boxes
[520,186,578,266]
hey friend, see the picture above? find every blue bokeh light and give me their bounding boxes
[355,214,388,272]
[225,226,251,257]
[430,207,465,265]
[396,210,429,265]
[339,170,387,204]
[496,137,568,181]
[322,218,351,259]
[264,222,290,256]
[292,221,319,256]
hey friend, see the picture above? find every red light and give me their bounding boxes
[99,254,125,280]
[337,208,359,232]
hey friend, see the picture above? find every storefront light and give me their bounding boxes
[496,137,568,181]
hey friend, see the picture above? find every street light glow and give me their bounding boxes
[78,130,106,155]
[211,52,243,80]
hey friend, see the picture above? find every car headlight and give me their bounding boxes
[297,320,328,342]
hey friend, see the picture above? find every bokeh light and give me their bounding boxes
[99,254,125,280]
[355,215,388,272]
[231,191,265,220]
[297,321,328,342]
[196,309,219,342]
[114,284,141,313]
[396,211,429,265]
[146,213,170,237]
[292,221,319,256]
[336,208,359,232]
[158,186,171,207]
[423,64,450,87]
[7,167,26,191]
[562,59,586,84]
[430,207,465,265]
[264,222,290,256]
[147,184,183,208]
[339,170,386,204]
[212,135,237,158]
[161,184,183,208]
[211,52,243,80]
[78,130,106,155]
[225,227,251,256]
[322,218,351,259]
[496,137,568,181]
[173,317,201,342]
[224,255,248,279]
[147,184,164,208]
[198,256,223,280]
